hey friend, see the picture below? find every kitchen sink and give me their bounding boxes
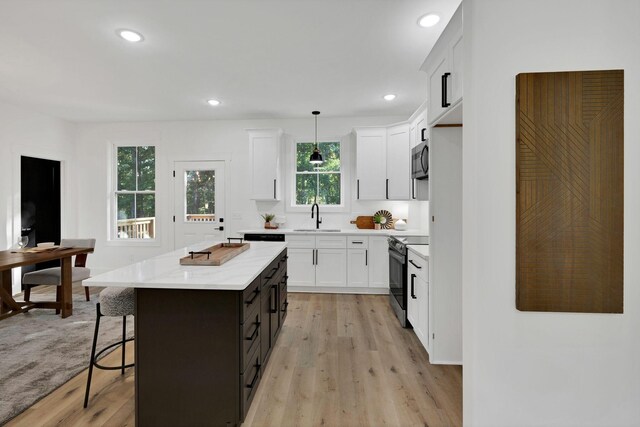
[293,229,341,232]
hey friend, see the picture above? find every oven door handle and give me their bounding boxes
[388,249,406,264]
[411,274,417,299]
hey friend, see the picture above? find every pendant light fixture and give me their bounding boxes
[309,111,323,165]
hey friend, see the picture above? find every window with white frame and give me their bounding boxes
[113,146,156,239]
[294,141,342,206]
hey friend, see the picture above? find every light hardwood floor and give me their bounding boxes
[8,292,462,427]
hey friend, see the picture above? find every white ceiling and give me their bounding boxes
[0,0,460,122]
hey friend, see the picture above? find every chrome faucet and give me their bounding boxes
[311,203,322,229]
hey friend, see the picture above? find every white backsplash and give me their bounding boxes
[237,200,429,233]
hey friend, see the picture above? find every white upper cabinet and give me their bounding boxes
[415,116,426,147]
[386,124,411,200]
[422,4,463,126]
[354,128,387,200]
[247,129,282,200]
[354,125,412,201]
[450,30,464,106]
[426,55,450,125]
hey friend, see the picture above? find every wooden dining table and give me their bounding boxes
[0,247,94,321]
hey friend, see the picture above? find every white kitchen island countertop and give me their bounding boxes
[84,241,287,291]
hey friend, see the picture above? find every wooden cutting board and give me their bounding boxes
[179,243,250,266]
[350,216,374,229]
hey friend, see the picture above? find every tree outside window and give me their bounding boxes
[185,170,215,222]
[115,146,156,239]
[295,141,341,206]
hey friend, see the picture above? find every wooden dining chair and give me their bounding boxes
[22,238,96,308]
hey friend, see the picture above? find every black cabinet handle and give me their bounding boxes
[273,179,277,199]
[265,266,278,280]
[441,72,451,108]
[421,128,427,142]
[365,249,368,266]
[409,259,422,269]
[270,285,278,313]
[245,322,260,341]
[315,249,318,265]
[244,288,260,305]
[386,179,389,199]
[411,273,417,299]
[352,241,363,244]
[357,179,360,199]
[247,360,261,389]
[312,249,315,265]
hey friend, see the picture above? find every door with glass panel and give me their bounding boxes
[173,161,225,249]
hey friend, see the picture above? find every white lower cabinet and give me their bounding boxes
[285,234,389,291]
[347,249,368,288]
[368,236,389,289]
[288,248,315,287]
[286,235,347,288]
[316,249,347,287]
[407,249,430,353]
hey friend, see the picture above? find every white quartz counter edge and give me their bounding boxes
[407,244,429,260]
[238,228,426,236]
[84,241,287,291]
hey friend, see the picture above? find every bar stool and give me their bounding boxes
[83,287,135,408]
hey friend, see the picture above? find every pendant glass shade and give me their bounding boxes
[309,111,323,165]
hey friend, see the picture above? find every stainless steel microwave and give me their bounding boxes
[411,140,429,180]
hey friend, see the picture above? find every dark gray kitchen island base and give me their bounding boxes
[134,249,288,427]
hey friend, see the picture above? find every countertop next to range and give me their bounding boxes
[238,228,427,237]
[407,245,429,260]
[84,241,287,291]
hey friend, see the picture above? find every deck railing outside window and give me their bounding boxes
[117,217,155,239]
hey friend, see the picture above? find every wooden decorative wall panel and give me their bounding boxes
[516,70,624,313]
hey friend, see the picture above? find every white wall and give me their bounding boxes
[73,115,429,272]
[463,0,640,425]
[0,101,77,292]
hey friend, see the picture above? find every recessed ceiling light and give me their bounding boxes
[383,94,397,101]
[117,29,144,43]
[207,99,221,106]
[418,13,440,28]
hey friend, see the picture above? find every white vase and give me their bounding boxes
[394,219,407,231]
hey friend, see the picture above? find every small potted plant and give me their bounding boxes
[373,213,383,230]
[261,213,276,229]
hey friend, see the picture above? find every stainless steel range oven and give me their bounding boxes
[388,235,429,327]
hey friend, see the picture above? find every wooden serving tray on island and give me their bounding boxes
[180,241,250,266]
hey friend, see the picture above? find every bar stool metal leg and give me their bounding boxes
[83,302,134,408]
[83,303,101,408]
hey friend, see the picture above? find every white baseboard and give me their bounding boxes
[430,359,463,366]
[288,286,389,295]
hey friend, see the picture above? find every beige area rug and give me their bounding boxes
[0,291,134,424]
